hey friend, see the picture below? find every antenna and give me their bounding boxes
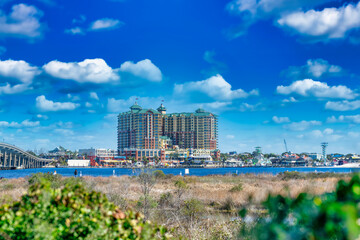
[284,139,288,153]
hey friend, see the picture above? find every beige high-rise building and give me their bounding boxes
[117,103,218,156]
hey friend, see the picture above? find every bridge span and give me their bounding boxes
[0,142,53,169]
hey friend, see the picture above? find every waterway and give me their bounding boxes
[0,167,359,178]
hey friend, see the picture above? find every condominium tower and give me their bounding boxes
[117,103,218,156]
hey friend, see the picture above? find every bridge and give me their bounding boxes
[0,142,53,169]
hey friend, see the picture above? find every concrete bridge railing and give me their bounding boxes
[0,142,53,169]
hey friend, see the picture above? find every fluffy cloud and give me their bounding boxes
[277,79,357,99]
[309,128,336,138]
[278,2,360,42]
[120,59,162,82]
[174,74,259,101]
[43,58,163,84]
[272,116,290,123]
[65,27,84,35]
[0,59,40,94]
[89,18,123,31]
[284,120,321,131]
[90,92,99,100]
[325,100,360,111]
[0,119,39,128]
[43,58,120,83]
[327,114,360,124]
[0,59,39,83]
[107,97,141,113]
[54,128,74,136]
[0,83,30,94]
[36,95,80,111]
[282,97,297,103]
[0,4,44,39]
[226,0,331,38]
[282,59,343,79]
[238,102,263,112]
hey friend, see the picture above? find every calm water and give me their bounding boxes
[0,167,359,178]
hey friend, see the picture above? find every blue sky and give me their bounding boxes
[1,0,360,154]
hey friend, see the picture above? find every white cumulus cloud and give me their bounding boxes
[90,92,99,100]
[0,119,39,128]
[327,114,360,124]
[226,0,331,38]
[43,58,120,83]
[89,18,123,31]
[0,59,39,83]
[277,79,357,99]
[65,27,84,35]
[272,116,290,123]
[0,3,44,39]
[0,59,40,94]
[174,74,259,101]
[282,59,343,79]
[278,2,360,42]
[43,58,163,84]
[120,59,162,82]
[325,100,360,111]
[36,95,80,111]
[284,120,321,131]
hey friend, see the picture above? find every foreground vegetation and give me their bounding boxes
[0,171,358,239]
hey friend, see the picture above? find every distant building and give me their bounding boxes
[308,153,322,160]
[79,148,116,158]
[48,146,68,157]
[117,102,218,160]
[67,159,90,167]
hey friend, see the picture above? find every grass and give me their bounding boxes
[0,172,352,239]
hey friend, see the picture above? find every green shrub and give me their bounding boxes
[153,170,166,179]
[181,198,205,220]
[2,183,15,191]
[159,192,173,207]
[137,195,158,210]
[229,183,243,192]
[28,172,62,188]
[239,174,360,239]
[174,180,187,189]
[0,179,168,239]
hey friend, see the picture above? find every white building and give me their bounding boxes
[79,148,116,158]
[67,159,90,167]
[308,153,322,160]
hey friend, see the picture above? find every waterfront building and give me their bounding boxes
[79,148,116,158]
[162,108,218,149]
[308,153,322,160]
[117,103,218,160]
[67,159,90,167]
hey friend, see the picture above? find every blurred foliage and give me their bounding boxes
[239,174,360,240]
[229,183,243,193]
[277,171,348,180]
[181,198,205,221]
[0,178,168,240]
[220,197,236,212]
[153,170,166,179]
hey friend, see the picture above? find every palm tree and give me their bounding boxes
[142,156,149,166]
[154,156,160,166]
